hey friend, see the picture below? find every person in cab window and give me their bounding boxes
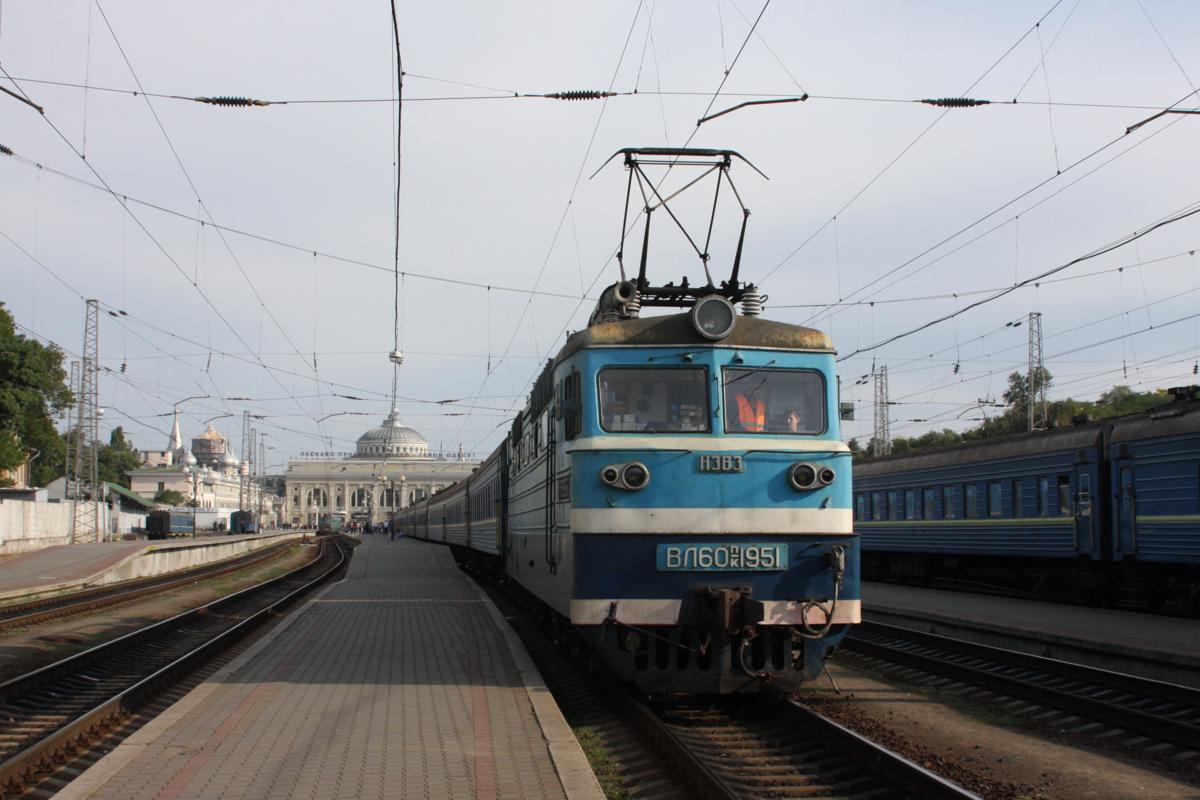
[735,390,765,432]
[785,408,803,433]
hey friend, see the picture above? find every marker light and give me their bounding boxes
[600,462,651,490]
[600,466,621,487]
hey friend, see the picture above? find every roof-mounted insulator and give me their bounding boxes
[921,97,990,108]
[0,144,13,156]
[540,90,616,101]
[193,96,271,107]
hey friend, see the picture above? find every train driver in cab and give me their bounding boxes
[734,390,766,432]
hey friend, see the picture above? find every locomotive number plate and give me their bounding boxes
[697,454,744,473]
[656,543,787,572]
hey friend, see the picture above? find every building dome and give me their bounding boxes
[191,423,229,467]
[176,446,198,467]
[354,409,429,459]
[219,450,240,470]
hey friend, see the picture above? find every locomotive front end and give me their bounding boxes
[561,302,859,693]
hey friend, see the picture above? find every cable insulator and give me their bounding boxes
[740,285,763,316]
[920,97,990,108]
[625,291,641,318]
[0,144,12,156]
[193,96,270,107]
[542,90,616,101]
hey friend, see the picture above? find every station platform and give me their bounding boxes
[58,536,603,800]
[863,581,1200,688]
[0,532,305,602]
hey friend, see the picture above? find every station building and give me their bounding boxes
[281,410,477,529]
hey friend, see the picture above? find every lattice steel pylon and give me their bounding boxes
[71,300,101,543]
[239,410,252,512]
[872,365,891,457]
[64,360,79,500]
[1028,311,1047,431]
[257,432,265,527]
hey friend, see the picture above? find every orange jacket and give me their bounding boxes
[736,394,765,432]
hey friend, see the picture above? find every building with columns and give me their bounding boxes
[282,410,478,529]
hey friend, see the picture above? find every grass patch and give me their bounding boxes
[573,726,628,800]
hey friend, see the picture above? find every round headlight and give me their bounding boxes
[621,462,650,490]
[818,467,836,486]
[789,463,818,491]
[600,466,621,487]
[690,295,737,341]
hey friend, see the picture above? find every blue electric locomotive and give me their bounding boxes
[395,148,859,692]
[855,389,1200,614]
[397,294,858,692]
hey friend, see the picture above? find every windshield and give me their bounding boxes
[598,368,709,433]
[722,368,826,434]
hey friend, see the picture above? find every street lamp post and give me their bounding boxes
[183,465,198,539]
[397,476,406,537]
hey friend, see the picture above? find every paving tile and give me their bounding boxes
[75,537,577,800]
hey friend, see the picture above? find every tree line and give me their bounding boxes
[0,302,185,502]
[849,368,1174,459]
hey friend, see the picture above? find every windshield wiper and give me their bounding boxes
[723,359,777,386]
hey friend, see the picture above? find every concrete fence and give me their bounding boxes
[0,500,145,556]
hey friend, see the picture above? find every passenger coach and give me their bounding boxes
[855,390,1200,613]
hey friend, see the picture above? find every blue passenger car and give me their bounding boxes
[856,392,1200,614]
[1108,401,1200,609]
[856,426,1107,599]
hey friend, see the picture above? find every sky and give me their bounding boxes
[2,1,1199,466]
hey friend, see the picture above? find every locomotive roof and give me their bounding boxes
[559,312,833,360]
[855,423,1107,477]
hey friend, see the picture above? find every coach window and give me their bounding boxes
[989,482,1003,517]
[1078,473,1092,516]
[965,484,979,518]
[872,491,884,520]
[923,488,937,519]
[904,489,918,520]
[1012,481,1023,517]
[943,486,957,519]
[1038,476,1051,516]
[856,494,869,520]
[1057,475,1071,515]
[888,490,901,520]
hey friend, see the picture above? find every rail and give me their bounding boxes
[0,536,350,797]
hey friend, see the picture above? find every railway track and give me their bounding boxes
[0,535,351,798]
[844,621,1200,754]
[0,537,301,632]
[484,582,979,800]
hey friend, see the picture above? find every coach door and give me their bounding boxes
[1116,461,1136,558]
[1074,470,1095,556]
